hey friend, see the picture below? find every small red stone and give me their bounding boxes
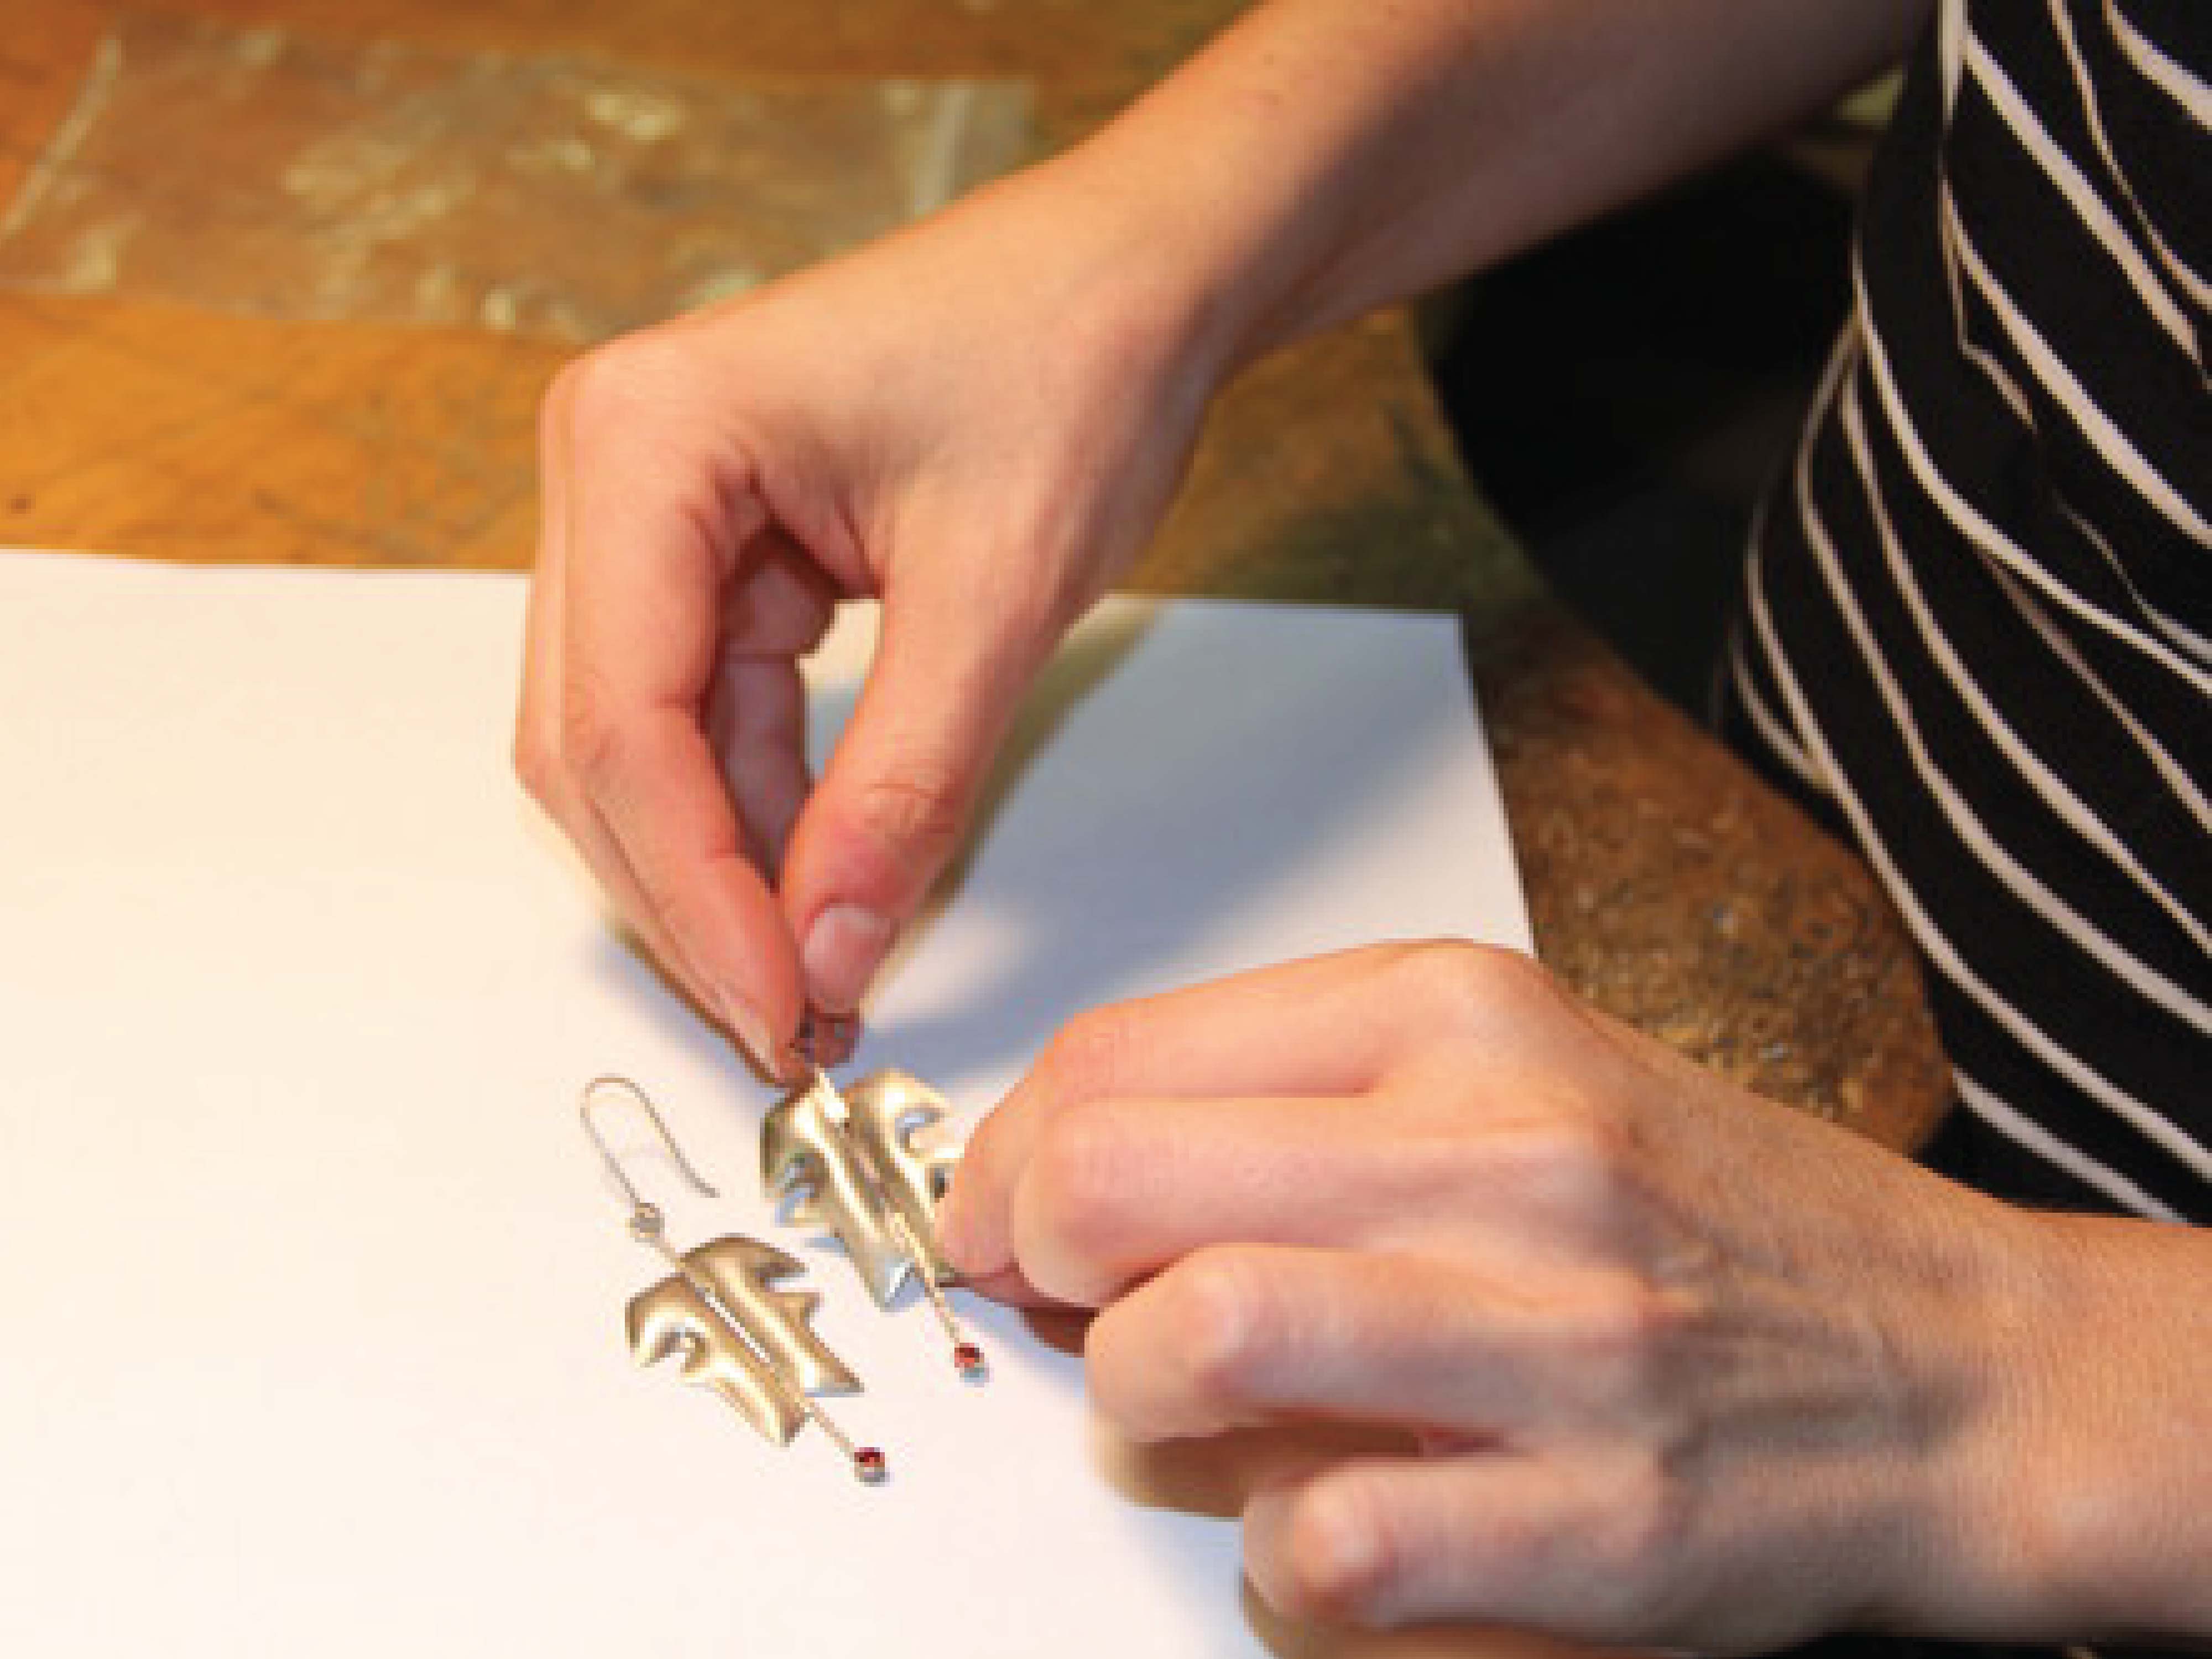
[853,1446,888,1484]
[953,1342,987,1380]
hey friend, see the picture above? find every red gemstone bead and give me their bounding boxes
[853,1446,887,1483]
[953,1342,986,1379]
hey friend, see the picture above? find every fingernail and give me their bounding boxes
[717,990,778,1078]
[935,1177,980,1275]
[801,903,895,1014]
[938,1161,1014,1280]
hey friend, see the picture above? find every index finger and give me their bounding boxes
[559,342,804,1068]
[942,942,1507,1285]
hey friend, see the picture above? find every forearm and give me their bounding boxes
[1051,0,1931,377]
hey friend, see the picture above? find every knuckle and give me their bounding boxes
[1391,940,1554,1032]
[1160,1251,1275,1408]
[1582,1455,1691,1629]
[1611,1454,1686,1566]
[1567,1277,1698,1418]
[1486,1103,1639,1217]
[560,335,684,444]
[558,675,628,795]
[1580,1279,1663,1361]
[1276,1476,1400,1626]
[1564,1112,1642,1213]
[1021,1102,1142,1271]
[628,860,686,938]
[1035,1005,1137,1103]
[1543,1108,1631,1188]
[849,755,972,860]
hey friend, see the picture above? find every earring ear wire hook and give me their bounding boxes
[578,1074,719,1239]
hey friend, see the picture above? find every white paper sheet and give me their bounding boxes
[0,550,1531,1657]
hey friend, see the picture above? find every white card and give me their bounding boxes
[0,551,1531,1657]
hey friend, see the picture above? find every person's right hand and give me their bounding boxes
[514,161,1224,1071]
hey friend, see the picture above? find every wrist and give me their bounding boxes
[1025,127,1309,401]
[1891,1208,2212,1642]
[2008,1215,2212,1640]
[1035,1,1439,383]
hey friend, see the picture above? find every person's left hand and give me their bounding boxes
[937,942,2080,1652]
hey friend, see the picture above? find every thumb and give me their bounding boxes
[779,573,1059,1015]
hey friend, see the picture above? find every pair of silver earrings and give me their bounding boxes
[580,1065,984,1485]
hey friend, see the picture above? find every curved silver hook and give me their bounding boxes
[578,1076,719,1232]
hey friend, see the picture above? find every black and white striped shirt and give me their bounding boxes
[1721,0,2209,1222]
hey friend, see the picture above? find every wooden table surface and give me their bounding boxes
[0,0,1949,1150]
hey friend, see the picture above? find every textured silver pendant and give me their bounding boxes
[764,1066,985,1379]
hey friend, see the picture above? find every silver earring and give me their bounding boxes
[581,1076,886,1483]
[764,1039,985,1383]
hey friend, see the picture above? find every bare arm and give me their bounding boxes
[1063,0,1935,378]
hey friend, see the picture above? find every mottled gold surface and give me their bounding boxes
[0,0,1948,1149]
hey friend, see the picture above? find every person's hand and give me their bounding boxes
[515,161,1220,1068]
[941,942,2196,1650]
